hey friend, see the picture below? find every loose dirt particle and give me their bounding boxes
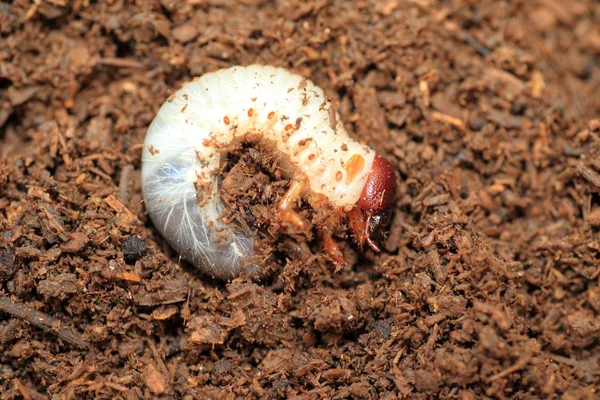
[0,249,15,282]
[172,22,198,43]
[60,233,89,253]
[144,364,166,395]
[37,273,78,298]
[120,235,147,264]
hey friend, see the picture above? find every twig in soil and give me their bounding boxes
[147,339,173,394]
[443,21,490,57]
[578,166,600,189]
[431,111,464,127]
[487,356,530,382]
[549,353,600,380]
[12,378,32,400]
[459,30,490,56]
[97,57,144,69]
[0,295,89,349]
[565,69,587,130]
[118,164,134,204]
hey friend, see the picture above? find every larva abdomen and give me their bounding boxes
[142,157,256,278]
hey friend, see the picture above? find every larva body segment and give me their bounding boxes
[142,65,378,279]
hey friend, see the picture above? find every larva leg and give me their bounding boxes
[347,207,367,249]
[346,207,380,252]
[363,214,381,252]
[322,229,347,266]
[278,180,309,231]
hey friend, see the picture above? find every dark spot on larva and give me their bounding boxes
[302,93,309,106]
[308,154,315,160]
[297,138,312,146]
[284,124,293,131]
[148,145,159,155]
[341,143,348,151]
[329,105,337,133]
[248,108,254,117]
[268,111,275,119]
[167,94,176,102]
[251,97,257,102]
[224,116,230,125]
[335,171,343,182]
[183,94,189,100]
[181,104,188,113]
[295,117,302,129]
[298,77,307,90]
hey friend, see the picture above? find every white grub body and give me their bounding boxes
[142,65,375,279]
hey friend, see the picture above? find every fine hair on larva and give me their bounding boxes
[142,65,377,279]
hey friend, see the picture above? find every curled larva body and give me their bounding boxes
[142,65,394,279]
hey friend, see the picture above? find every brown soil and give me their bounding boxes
[1,0,599,399]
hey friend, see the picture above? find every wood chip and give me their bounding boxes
[144,364,166,395]
[61,232,89,253]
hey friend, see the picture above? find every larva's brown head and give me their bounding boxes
[358,155,397,214]
[349,155,397,252]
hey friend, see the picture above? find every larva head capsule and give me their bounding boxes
[350,155,398,251]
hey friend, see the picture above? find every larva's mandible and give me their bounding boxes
[141,65,397,279]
